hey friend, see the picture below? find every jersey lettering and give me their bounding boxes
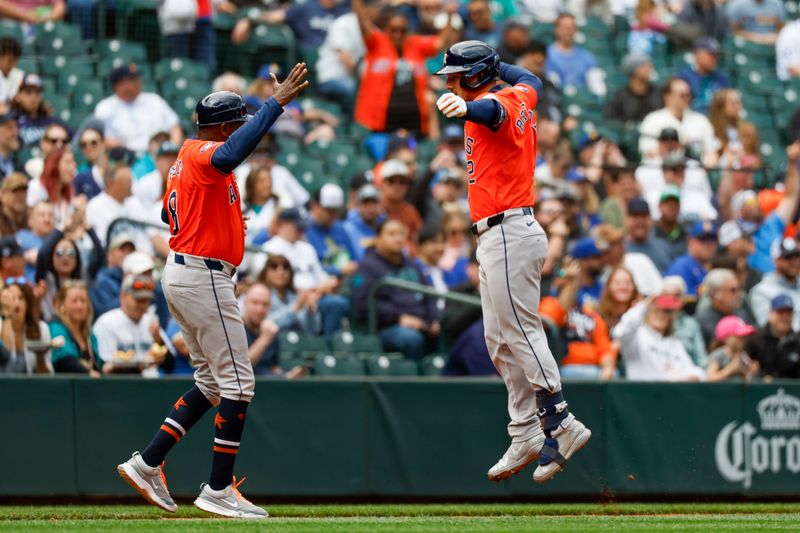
[465,136,474,155]
[228,184,238,204]
[167,190,179,235]
[515,102,534,134]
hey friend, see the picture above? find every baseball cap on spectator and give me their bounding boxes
[441,124,464,143]
[315,183,344,209]
[771,294,794,311]
[357,184,380,203]
[278,207,308,230]
[382,159,410,179]
[110,63,141,85]
[694,36,721,54]
[565,167,588,182]
[108,146,136,166]
[731,189,758,215]
[123,251,155,275]
[0,236,22,258]
[627,197,651,216]
[577,131,602,152]
[653,294,682,310]
[554,185,579,203]
[659,184,681,203]
[658,128,680,142]
[690,220,717,240]
[771,237,800,260]
[715,315,756,341]
[662,151,687,170]
[592,224,623,245]
[571,237,605,260]
[0,109,16,124]
[622,52,650,76]
[256,63,281,81]
[109,233,136,251]
[157,142,180,158]
[718,221,742,247]
[19,73,42,90]
[122,274,155,300]
[440,168,464,185]
[349,171,372,193]
[1,172,27,192]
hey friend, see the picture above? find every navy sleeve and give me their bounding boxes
[210,97,284,174]
[499,62,543,95]
[465,98,505,130]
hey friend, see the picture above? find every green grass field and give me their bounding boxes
[1,503,799,532]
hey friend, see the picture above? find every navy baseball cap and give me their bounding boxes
[694,37,721,54]
[109,63,141,85]
[442,124,463,143]
[771,294,794,311]
[690,221,717,240]
[577,131,602,152]
[571,237,604,260]
[627,197,651,216]
[277,207,308,230]
[565,168,588,182]
[0,236,23,257]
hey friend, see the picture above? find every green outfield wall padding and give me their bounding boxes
[1,378,798,497]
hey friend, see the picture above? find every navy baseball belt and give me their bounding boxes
[471,206,533,236]
[173,252,237,277]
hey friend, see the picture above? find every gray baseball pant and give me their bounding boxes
[161,252,255,405]
[475,208,561,443]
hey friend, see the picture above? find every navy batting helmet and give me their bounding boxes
[435,40,500,90]
[195,91,252,127]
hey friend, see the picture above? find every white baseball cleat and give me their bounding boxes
[487,433,545,482]
[533,416,592,483]
[117,452,177,512]
[194,477,268,519]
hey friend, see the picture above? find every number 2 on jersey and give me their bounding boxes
[465,136,476,184]
[167,190,179,235]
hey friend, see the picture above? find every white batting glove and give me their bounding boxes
[436,92,467,118]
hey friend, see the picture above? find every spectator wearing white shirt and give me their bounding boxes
[776,19,800,81]
[233,142,310,210]
[639,78,720,167]
[86,161,150,252]
[612,295,706,381]
[316,11,367,116]
[258,208,349,336]
[94,274,167,377]
[133,141,178,208]
[0,37,23,104]
[94,64,182,153]
[241,165,279,246]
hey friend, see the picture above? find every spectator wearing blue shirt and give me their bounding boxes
[678,38,730,114]
[73,145,135,201]
[665,221,719,297]
[625,197,674,273]
[569,237,608,309]
[344,183,385,261]
[750,238,800,332]
[727,0,785,44]
[305,183,359,278]
[16,201,54,281]
[730,144,800,273]
[545,13,606,97]
[463,0,502,48]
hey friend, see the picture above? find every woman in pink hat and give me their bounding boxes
[706,315,760,382]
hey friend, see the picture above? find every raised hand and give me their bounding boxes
[272,63,309,106]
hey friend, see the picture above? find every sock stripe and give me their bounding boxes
[165,418,187,436]
[212,446,238,455]
[213,438,240,447]
[160,424,181,441]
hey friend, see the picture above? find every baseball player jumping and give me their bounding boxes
[435,42,591,483]
[117,63,309,518]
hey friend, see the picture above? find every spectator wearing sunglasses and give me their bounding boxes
[11,73,62,148]
[49,280,100,376]
[35,206,103,321]
[0,280,53,374]
[0,172,28,237]
[24,123,70,181]
[93,274,170,377]
[258,253,321,334]
[72,128,110,200]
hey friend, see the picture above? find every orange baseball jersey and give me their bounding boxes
[163,139,245,266]
[464,83,538,222]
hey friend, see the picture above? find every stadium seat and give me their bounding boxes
[42,55,93,77]
[71,81,105,112]
[16,57,39,74]
[366,355,419,376]
[154,58,210,82]
[313,354,366,376]
[288,159,328,192]
[279,330,329,356]
[96,39,148,62]
[420,354,446,376]
[331,331,383,354]
[0,20,24,42]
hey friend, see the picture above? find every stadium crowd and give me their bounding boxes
[0,0,798,382]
